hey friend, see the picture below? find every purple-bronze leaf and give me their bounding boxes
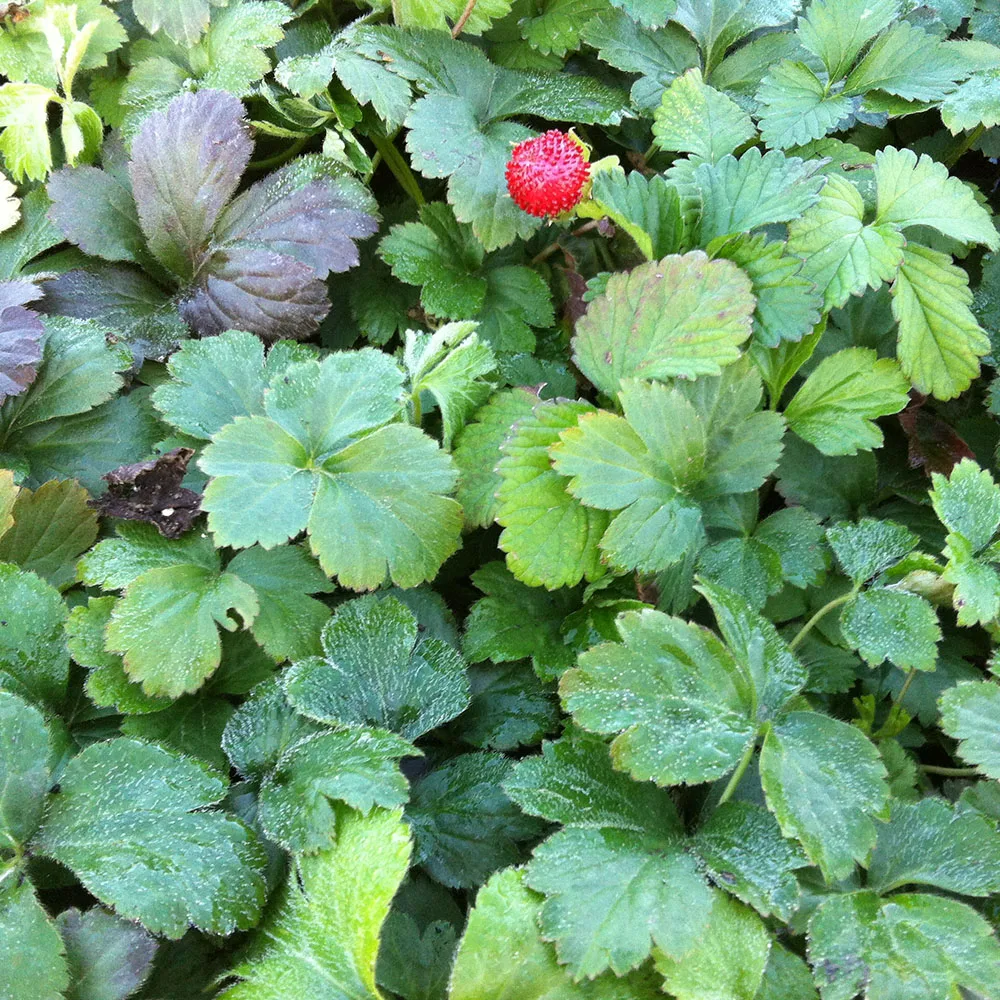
[47,165,145,264]
[129,90,252,282]
[179,246,329,340]
[216,158,379,279]
[0,282,44,405]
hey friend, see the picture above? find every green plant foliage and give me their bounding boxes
[3,2,1000,995]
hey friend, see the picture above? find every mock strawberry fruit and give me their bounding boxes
[505,130,590,218]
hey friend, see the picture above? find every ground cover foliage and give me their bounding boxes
[3,0,1000,997]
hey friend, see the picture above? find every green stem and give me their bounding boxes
[943,124,985,168]
[411,390,422,426]
[245,136,308,173]
[920,764,980,777]
[370,131,425,207]
[788,591,855,652]
[718,739,756,806]
[882,667,917,734]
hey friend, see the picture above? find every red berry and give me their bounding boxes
[505,130,590,218]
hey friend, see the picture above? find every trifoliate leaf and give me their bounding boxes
[125,91,375,339]
[759,710,888,881]
[152,331,317,441]
[219,808,411,1000]
[787,173,905,311]
[225,545,332,663]
[449,867,664,1000]
[526,825,711,980]
[0,690,50,848]
[692,801,806,921]
[653,892,771,1000]
[199,350,462,590]
[360,28,627,250]
[519,0,608,56]
[697,578,808,714]
[581,10,700,115]
[496,398,609,589]
[874,147,999,249]
[931,458,1000,551]
[842,587,941,670]
[561,607,757,786]
[256,729,413,854]
[463,561,577,680]
[672,0,802,73]
[572,252,756,396]
[34,739,267,939]
[785,348,910,455]
[940,532,1000,626]
[0,478,98,590]
[653,67,756,161]
[551,361,784,552]
[0,881,68,1000]
[694,148,827,244]
[0,562,68,707]
[278,31,412,129]
[380,203,488,319]
[711,233,822,348]
[283,594,468,741]
[577,167,684,261]
[508,734,712,978]
[697,536,783,611]
[553,379,711,574]
[796,0,898,81]
[867,798,1000,896]
[756,61,859,150]
[844,19,973,101]
[404,321,497,448]
[807,890,1000,1000]
[892,243,990,400]
[121,3,290,134]
[939,680,1000,778]
[120,695,234,773]
[133,0,226,46]
[453,387,538,529]
[104,563,258,699]
[406,752,544,888]
[826,518,918,584]
[754,506,829,589]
